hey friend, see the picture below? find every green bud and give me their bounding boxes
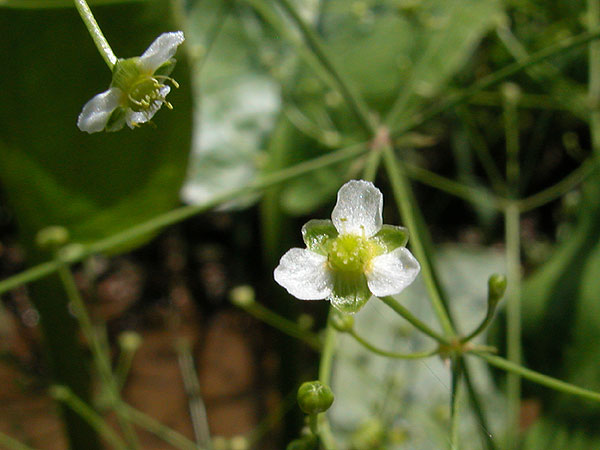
[488,274,507,306]
[286,435,317,450]
[230,285,255,308]
[49,384,70,401]
[118,331,143,352]
[501,82,522,104]
[330,310,354,332]
[297,381,334,415]
[297,313,315,331]
[36,226,69,250]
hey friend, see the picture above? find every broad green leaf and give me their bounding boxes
[330,246,506,449]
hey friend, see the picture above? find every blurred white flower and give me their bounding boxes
[274,180,420,313]
[77,31,184,133]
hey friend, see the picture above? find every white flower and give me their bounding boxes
[274,180,420,314]
[77,31,185,133]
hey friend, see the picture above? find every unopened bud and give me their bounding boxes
[297,381,334,415]
[488,273,507,306]
[36,226,69,250]
[118,331,143,352]
[230,285,255,308]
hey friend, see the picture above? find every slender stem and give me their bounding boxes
[379,296,449,345]
[590,0,600,159]
[462,360,498,450]
[349,329,438,359]
[55,262,140,449]
[317,308,338,450]
[402,161,505,211]
[389,26,600,139]
[504,202,521,449]
[0,142,368,295]
[449,359,463,450]
[473,352,600,403]
[362,148,383,183]
[234,299,321,351]
[176,340,212,449]
[275,0,374,133]
[73,0,117,69]
[382,147,456,338]
[0,432,36,450]
[120,403,199,450]
[246,389,297,447]
[50,386,128,450]
[518,157,597,212]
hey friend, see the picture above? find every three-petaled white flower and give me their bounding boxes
[77,31,185,133]
[274,180,420,314]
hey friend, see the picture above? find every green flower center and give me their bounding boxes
[326,234,381,273]
[111,58,178,112]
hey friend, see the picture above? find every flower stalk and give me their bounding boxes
[74,0,117,69]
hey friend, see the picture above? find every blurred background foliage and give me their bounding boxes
[1,0,600,448]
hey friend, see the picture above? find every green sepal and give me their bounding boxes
[302,219,338,255]
[371,225,409,253]
[111,57,141,91]
[154,58,177,77]
[329,272,371,314]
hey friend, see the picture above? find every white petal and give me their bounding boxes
[331,180,383,237]
[366,247,420,297]
[77,87,123,133]
[274,248,333,300]
[139,31,185,73]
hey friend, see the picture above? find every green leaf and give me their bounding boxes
[301,219,338,255]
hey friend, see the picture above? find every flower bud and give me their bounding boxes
[118,331,143,352]
[230,285,255,308]
[297,381,334,415]
[36,226,69,250]
[488,273,507,307]
[329,310,354,332]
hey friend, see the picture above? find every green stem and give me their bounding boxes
[0,142,368,295]
[402,161,505,211]
[317,308,338,450]
[73,0,117,69]
[450,359,463,450]
[518,157,597,212]
[389,26,600,139]
[120,403,199,450]
[504,202,521,449]
[50,385,128,450]
[382,147,456,338]
[55,261,140,450]
[176,340,212,449]
[234,299,322,351]
[462,360,498,450]
[473,352,600,404]
[348,329,438,359]
[590,0,600,159]
[379,296,449,345]
[0,432,36,450]
[275,0,374,133]
[246,389,297,447]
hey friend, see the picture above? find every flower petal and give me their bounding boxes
[331,180,383,238]
[366,247,420,297]
[139,31,185,73]
[77,87,123,133]
[329,272,372,314]
[274,248,333,300]
[302,219,338,255]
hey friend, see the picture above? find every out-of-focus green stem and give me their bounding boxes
[450,359,463,450]
[317,308,338,450]
[590,0,600,159]
[382,147,456,338]
[73,0,116,68]
[380,296,449,344]
[473,352,600,403]
[0,142,368,295]
[0,431,36,450]
[50,385,128,450]
[349,329,438,359]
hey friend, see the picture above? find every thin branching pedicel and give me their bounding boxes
[274,180,420,314]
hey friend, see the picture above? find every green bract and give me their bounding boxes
[274,180,420,314]
[77,31,184,133]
